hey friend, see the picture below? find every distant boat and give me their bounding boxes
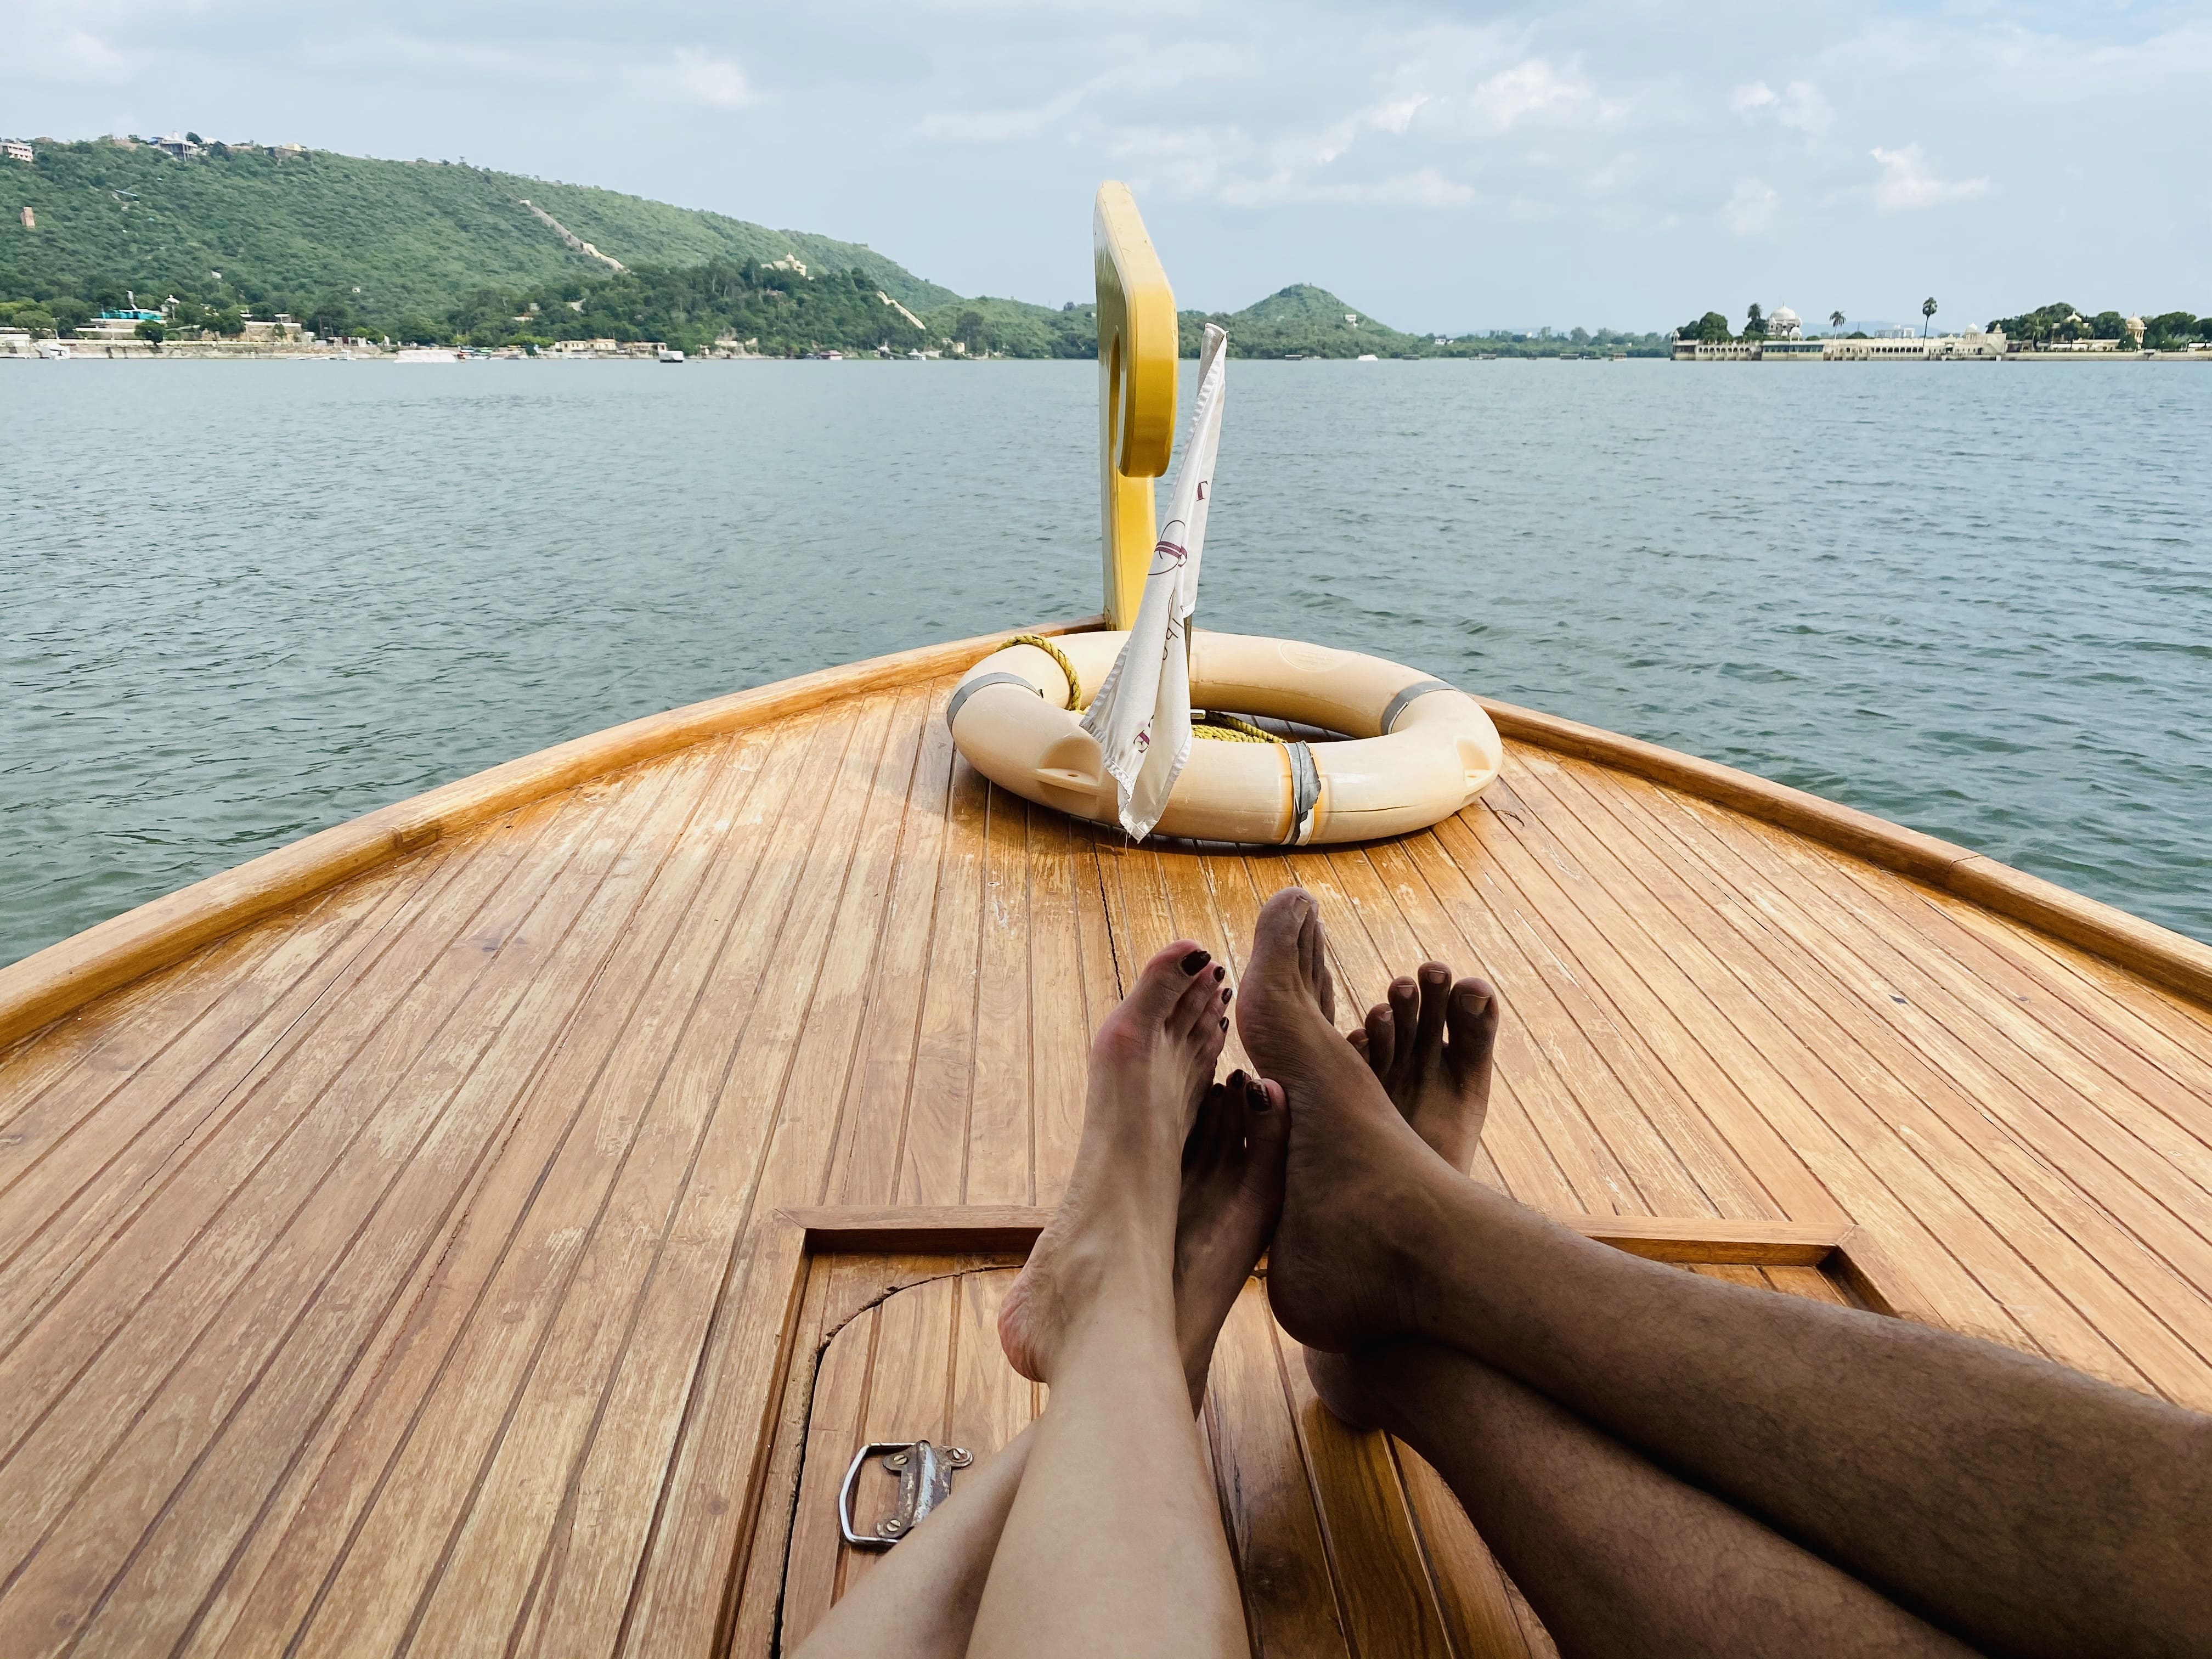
[36,341,70,359]
[394,347,462,363]
[1356,353,1379,362]
[658,347,684,364]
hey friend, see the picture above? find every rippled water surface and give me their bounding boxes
[5,357,2208,966]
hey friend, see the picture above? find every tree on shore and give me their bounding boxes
[1830,309,1846,331]
[1743,302,1766,338]
[1989,302,2085,343]
[1922,296,1938,336]
[1677,311,1731,342]
[2145,311,2200,348]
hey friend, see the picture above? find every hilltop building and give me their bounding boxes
[3,140,33,163]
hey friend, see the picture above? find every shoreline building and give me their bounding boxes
[1675,307,2008,362]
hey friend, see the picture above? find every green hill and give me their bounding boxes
[0,139,1672,357]
[1181,284,1426,358]
[0,138,956,334]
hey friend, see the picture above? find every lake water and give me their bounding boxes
[5,357,2209,968]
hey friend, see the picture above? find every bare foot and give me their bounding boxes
[1175,1070,1290,1406]
[1236,889,1462,1353]
[999,940,1233,1384]
[1308,963,1499,1424]
[1346,964,1499,1173]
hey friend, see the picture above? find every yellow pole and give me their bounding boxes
[1093,183,1178,630]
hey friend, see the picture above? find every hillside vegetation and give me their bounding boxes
[0,138,1673,357]
[0,139,953,337]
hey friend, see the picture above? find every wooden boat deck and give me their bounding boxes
[4,622,2210,1657]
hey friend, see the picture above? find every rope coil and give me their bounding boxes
[1190,712,1279,743]
[991,637,1284,744]
[1001,635,1081,710]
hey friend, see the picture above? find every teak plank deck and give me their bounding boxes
[2,621,2210,1657]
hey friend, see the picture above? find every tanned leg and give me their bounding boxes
[791,1071,1287,1659]
[961,940,1251,1659]
[1314,1343,1974,1658]
[1240,888,2212,1659]
[1321,960,1967,1656]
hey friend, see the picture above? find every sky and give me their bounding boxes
[16,0,2210,333]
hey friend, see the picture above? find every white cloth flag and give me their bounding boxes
[1082,323,1229,840]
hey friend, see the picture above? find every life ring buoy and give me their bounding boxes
[947,630,1503,844]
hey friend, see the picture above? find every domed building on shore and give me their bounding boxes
[1757,304,1826,357]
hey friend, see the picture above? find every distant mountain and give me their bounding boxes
[1182,284,1426,358]
[0,138,957,331]
[1229,284,1372,326]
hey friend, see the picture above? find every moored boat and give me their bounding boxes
[2,185,2209,1659]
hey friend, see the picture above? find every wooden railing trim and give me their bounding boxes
[0,616,1108,1052]
[1480,696,2212,1007]
[7,622,2204,1052]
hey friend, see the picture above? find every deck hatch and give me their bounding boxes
[726,1209,1925,1657]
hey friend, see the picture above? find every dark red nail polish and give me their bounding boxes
[1221,986,1233,1004]
[1219,1016,1229,1030]
[1246,1078,1271,1110]
[1213,963,1226,981]
[1181,949,1210,975]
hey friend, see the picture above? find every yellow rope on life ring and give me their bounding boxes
[1192,713,1280,743]
[1002,635,1081,710]
[996,636,1283,743]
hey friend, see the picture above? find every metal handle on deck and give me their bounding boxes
[838,1439,973,1549]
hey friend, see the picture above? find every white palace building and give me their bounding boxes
[1674,306,2010,362]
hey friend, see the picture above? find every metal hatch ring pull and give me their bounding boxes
[837,1439,973,1549]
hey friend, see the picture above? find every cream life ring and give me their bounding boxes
[947,630,1503,845]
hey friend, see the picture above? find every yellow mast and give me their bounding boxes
[1093,183,1178,629]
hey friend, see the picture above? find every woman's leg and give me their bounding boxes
[791,1069,1288,1658]
[962,940,1252,1658]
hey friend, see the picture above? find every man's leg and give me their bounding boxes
[1311,1341,1973,1658]
[792,1070,1289,1658]
[1238,888,2212,1659]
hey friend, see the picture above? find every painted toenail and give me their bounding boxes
[1221,987,1233,1005]
[1220,1016,1229,1030]
[1246,1077,1271,1110]
[1213,963,1226,981]
[1181,949,1211,975]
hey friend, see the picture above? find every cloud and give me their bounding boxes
[671,48,750,108]
[1465,58,1597,132]
[16,2,133,84]
[1724,177,1779,234]
[1728,78,1830,132]
[1868,143,1990,209]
